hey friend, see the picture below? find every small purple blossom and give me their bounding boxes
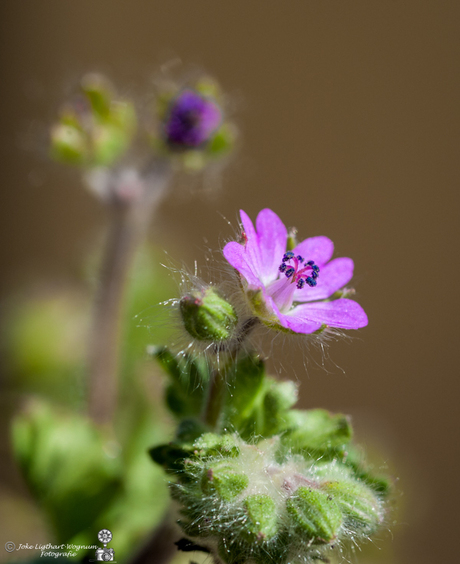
[223,209,368,334]
[163,89,222,148]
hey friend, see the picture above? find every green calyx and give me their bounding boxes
[323,478,384,535]
[242,494,278,541]
[202,461,249,501]
[286,486,342,544]
[180,286,238,342]
[246,289,277,326]
[50,124,88,165]
[194,432,241,458]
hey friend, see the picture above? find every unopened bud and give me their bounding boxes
[242,494,278,541]
[194,432,241,458]
[286,486,342,545]
[202,461,248,501]
[151,75,236,170]
[50,73,137,168]
[80,73,114,118]
[164,89,222,149]
[92,124,129,166]
[323,478,384,535]
[180,287,238,342]
[50,124,87,165]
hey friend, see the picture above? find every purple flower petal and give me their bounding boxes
[293,236,334,267]
[261,294,322,334]
[256,209,288,283]
[223,241,262,288]
[265,276,297,312]
[287,299,368,330]
[276,311,323,334]
[293,258,354,302]
[239,210,263,276]
[223,209,367,336]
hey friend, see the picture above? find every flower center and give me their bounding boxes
[265,252,320,313]
[278,252,320,289]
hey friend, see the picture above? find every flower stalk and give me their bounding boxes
[203,316,260,430]
[202,367,226,430]
[88,161,171,426]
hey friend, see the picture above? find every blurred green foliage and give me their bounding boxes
[5,246,175,561]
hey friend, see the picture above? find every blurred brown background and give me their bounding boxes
[1,2,459,564]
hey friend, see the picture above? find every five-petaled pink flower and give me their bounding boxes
[223,209,368,335]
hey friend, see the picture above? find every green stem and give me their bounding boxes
[202,317,260,430]
[203,366,226,430]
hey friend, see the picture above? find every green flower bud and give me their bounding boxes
[193,432,241,458]
[282,409,352,457]
[110,100,137,133]
[180,286,238,342]
[207,123,237,158]
[242,494,278,541]
[324,478,384,535]
[155,431,387,564]
[201,461,249,501]
[50,123,88,165]
[50,73,137,168]
[91,120,135,166]
[80,73,113,118]
[286,486,342,545]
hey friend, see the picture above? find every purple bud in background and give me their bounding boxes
[164,89,222,148]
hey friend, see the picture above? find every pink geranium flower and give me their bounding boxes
[223,209,368,335]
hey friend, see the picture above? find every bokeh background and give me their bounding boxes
[1,2,459,564]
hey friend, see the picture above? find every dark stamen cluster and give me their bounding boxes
[279,252,320,289]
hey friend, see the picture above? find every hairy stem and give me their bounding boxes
[202,366,226,430]
[203,317,260,429]
[88,162,171,426]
